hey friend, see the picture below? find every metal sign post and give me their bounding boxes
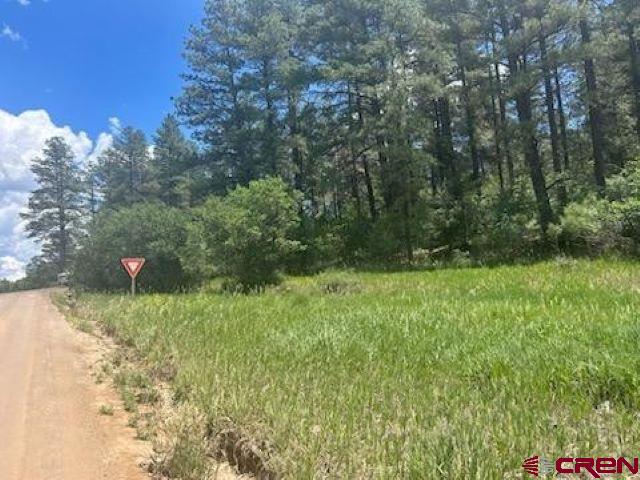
[120,258,146,296]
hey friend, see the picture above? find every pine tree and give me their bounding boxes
[536,0,569,208]
[578,0,607,190]
[21,137,85,274]
[96,126,155,209]
[152,115,197,207]
[499,0,554,231]
[173,0,640,260]
[178,0,261,188]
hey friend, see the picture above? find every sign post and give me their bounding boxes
[120,257,146,296]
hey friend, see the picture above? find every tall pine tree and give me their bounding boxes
[21,137,85,274]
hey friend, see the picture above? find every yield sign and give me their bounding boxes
[120,257,146,279]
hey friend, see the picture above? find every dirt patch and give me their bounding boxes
[209,422,278,479]
[0,289,149,480]
[57,291,250,480]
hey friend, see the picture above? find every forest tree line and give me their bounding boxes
[11,0,640,291]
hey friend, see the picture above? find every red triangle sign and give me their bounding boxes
[120,257,146,279]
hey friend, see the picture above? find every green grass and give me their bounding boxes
[79,259,640,478]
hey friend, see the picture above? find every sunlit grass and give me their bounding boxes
[80,259,640,478]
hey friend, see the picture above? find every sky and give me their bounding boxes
[0,0,205,280]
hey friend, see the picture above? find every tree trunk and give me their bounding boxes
[628,23,640,136]
[492,28,514,189]
[128,152,135,203]
[228,63,253,185]
[402,195,413,262]
[437,96,460,198]
[539,31,567,208]
[362,156,377,220]
[90,173,97,222]
[59,222,66,273]
[554,67,571,171]
[497,83,514,188]
[430,162,438,195]
[489,71,505,193]
[579,12,607,191]
[457,40,480,191]
[262,59,278,176]
[349,151,362,217]
[347,87,362,216]
[57,162,67,274]
[432,99,443,192]
[355,84,378,220]
[288,90,304,193]
[372,95,394,210]
[500,10,554,232]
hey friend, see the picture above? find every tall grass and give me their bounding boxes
[81,260,640,478]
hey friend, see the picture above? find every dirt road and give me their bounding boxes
[0,289,149,480]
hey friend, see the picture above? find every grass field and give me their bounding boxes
[80,259,640,478]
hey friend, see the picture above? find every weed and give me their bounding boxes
[99,404,114,416]
[151,406,212,480]
[121,389,138,413]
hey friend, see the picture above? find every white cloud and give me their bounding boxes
[0,108,113,280]
[1,24,22,42]
[13,0,52,5]
[0,256,25,281]
[108,116,122,133]
[86,131,113,166]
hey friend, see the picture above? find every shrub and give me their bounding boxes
[606,159,640,200]
[554,161,640,257]
[283,215,341,274]
[468,188,544,263]
[73,202,191,292]
[186,177,303,289]
[611,198,640,246]
[557,197,622,256]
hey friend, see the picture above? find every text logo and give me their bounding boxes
[523,456,640,478]
[522,456,554,477]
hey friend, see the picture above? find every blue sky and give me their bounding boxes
[1,0,204,138]
[0,0,206,280]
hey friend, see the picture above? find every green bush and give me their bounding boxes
[467,188,544,263]
[553,160,640,257]
[73,202,191,292]
[606,159,640,200]
[612,199,640,243]
[287,216,342,274]
[186,177,303,290]
[557,197,621,256]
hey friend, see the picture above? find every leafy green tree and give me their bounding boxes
[73,203,191,292]
[21,136,85,274]
[187,177,302,289]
